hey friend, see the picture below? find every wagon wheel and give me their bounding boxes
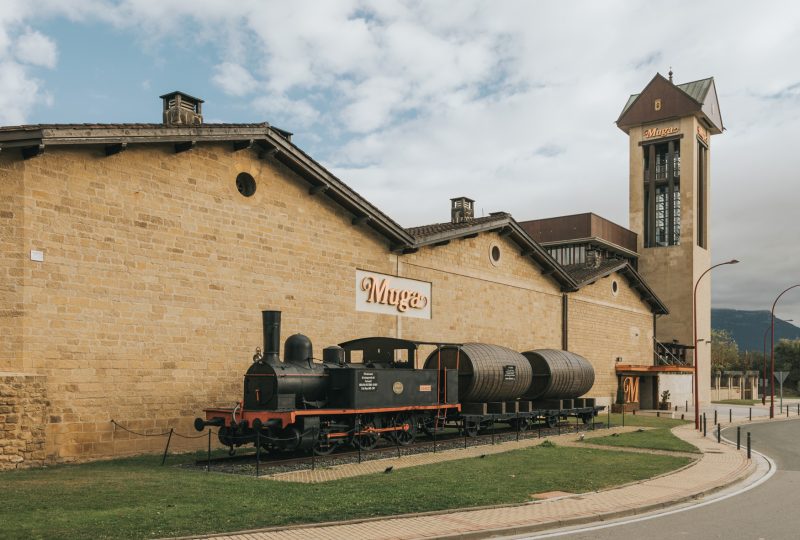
[545,415,558,428]
[463,420,480,438]
[353,420,381,450]
[510,418,530,432]
[391,414,417,446]
[581,412,593,425]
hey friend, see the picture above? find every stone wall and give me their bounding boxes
[567,271,654,403]
[0,373,48,470]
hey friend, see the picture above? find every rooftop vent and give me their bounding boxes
[451,196,475,224]
[160,91,203,126]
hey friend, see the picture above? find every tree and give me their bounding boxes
[710,329,740,373]
[775,339,800,390]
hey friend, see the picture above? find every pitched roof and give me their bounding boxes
[406,214,577,290]
[0,122,414,249]
[619,77,715,118]
[563,259,668,314]
[406,214,510,238]
[617,73,723,134]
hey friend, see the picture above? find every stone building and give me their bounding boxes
[0,77,720,468]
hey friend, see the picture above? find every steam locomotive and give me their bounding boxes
[195,310,602,455]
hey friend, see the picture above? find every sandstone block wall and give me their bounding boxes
[0,373,48,470]
[567,271,654,404]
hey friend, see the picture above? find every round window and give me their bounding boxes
[236,172,256,197]
[489,244,501,266]
[611,280,619,295]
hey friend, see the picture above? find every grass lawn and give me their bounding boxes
[604,412,690,429]
[587,428,700,454]
[0,445,690,539]
[712,399,759,406]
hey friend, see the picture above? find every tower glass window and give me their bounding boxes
[643,140,680,247]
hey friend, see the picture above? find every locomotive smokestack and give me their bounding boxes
[262,310,281,363]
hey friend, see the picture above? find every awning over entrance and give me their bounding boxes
[615,364,694,376]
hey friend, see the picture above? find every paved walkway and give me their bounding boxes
[190,422,760,540]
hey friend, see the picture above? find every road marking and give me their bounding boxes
[522,438,777,538]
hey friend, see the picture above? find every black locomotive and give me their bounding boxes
[195,310,602,455]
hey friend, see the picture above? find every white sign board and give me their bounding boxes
[355,270,431,319]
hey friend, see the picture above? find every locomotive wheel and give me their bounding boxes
[313,438,339,456]
[353,420,380,450]
[391,415,417,446]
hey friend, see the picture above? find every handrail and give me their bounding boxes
[653,338,685,366]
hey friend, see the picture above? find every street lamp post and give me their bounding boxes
[694,259,739,430]
[770,286,800,418]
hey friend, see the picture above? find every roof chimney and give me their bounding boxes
[160,91,203,126]
[450,196,475,224]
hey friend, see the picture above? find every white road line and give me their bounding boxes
[521,434,777,539]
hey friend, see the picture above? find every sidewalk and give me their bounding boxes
[192,422,759,540]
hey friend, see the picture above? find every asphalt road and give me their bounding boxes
[527,418,800,540]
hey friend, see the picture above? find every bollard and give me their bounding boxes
[797,404,799,415]
[717,423,721,443]
[622,407,625,427]
[685,400,688,412]
[749,408,752,421]
[463,419,468,450]
[657,411,660,418]
[714,409,717,425]
[633,409,636,415]
[161,427,174,466]
[681,414,684,420]
[607,406,611,429]
[788,407,790,418]
[703,414,707,437]
[737,426,741,450]
[675,405,678,412]
[575,414,579,434]
[729,409,732,423]
[558,416,561,436]
[433,418,438,453]
[747,432,751,459]
[592,412,595,431]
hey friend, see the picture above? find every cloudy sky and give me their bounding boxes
[2,0,799,322]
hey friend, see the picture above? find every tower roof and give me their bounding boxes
[617,73,723,134]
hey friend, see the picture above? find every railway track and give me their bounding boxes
[193,417,607,471]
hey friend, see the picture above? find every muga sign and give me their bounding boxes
[355,270,431,319]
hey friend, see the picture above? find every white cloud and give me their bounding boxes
[212,62,259,97]
[14,29,57,68]
[0,60,43,124]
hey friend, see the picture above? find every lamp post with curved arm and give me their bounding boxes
[771,286,800,418]
[694,259,739,430]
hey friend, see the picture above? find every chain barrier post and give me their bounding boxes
[575,414,579,433]
[737,426,741,450]
[161,428,173,466]
[622,406,625,428]
[463,419,468,449]
[256,430,261,477]
[516,412,520,442]
[491,418,495,446]
[433,415,438,454]
[356,416,362,464]
[207,430,211,473]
